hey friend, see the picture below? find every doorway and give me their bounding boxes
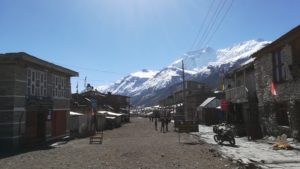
[24,111,46,144]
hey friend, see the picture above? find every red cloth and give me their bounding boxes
[221,99,229,112]
[271,81,277,96]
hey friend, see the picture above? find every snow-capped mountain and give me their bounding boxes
[131,66,197,95]
[213,39,270,66]
[171,47,217,71]
[172,39,270,72]
[96,69,158,95]
[97,39,271,106]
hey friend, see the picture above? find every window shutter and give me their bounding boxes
[277,51,283,82]
[272,52,277,83]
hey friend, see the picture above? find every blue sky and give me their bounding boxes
[0,0,300,92]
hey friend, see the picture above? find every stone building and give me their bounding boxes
[71,90,131,122]
[197,97,223,125]
[0,52,78,150]
[159,81,213,122]
[224,61,262,139]
[252,25,300,140]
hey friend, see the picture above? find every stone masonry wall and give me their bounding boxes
[254,44,300,139]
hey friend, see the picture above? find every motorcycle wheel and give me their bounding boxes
[214,135,223,144]
[213,135,219,143]
[229,137,235,146]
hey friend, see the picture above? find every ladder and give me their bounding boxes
[89,130,103,144]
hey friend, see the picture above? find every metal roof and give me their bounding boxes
[97,111,123,116]
[199,97,216,108]
[70,111,84,116]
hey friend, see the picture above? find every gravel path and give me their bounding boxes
[0,117,238,169]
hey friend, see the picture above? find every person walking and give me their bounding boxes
[165,111,171,132]
[154,118,158,130]
[160,117,165,133]
[165,116,169,132]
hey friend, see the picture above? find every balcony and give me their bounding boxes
[225,85,248,103]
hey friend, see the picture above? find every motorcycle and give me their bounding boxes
[213,123,236,146]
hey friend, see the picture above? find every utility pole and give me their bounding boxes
[182,60,187,121]
[76,80,79,104]
[76,80,79,94]
[84,76,87,89]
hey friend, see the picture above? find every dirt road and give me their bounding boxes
[0,117,238,169]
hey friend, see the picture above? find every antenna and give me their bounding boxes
[84,76,87,89]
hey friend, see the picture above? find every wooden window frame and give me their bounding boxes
[53,75,67,98]
[272,50,286,83]
[27,68,47,97]
[274,102,289,126]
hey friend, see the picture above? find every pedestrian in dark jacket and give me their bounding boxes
[154,118,158,130]
[165,117,169,132]
[160,117,165,133]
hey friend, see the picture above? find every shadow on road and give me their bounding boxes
[0,144,54,160]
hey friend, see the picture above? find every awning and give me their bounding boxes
[97,111,123,116]
[106,116,116,119]
[146,112,153,115]
[70,111,84,116]
[199,97,216,108]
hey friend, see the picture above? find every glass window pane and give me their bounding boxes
[28,69,31,77]
[41,74,44,83]
[32,72,35,81]
[32,85,34,95]
[41,86,43,96]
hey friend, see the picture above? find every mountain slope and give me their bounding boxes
[97,39,271,106]
[96,69,158,96]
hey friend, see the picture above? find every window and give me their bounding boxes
[292,38,300,64]
[272,50,287,83]
[53,75,67,98]
[289,39,300,79]
[27,68,47,96]
[274,102,289,126]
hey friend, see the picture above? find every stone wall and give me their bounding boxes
[0,64,26,151]
[254,45,300,139]
[0,61,73,150]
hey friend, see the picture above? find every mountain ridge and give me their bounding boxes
[97,39,271,106]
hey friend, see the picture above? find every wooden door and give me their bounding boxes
[25,111,46,144]
[24,111,38,144]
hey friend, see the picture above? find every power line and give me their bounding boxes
[194,0,223,50]
[203,0,235,47]
[52,61,125,75]
[190,0,216,51]
[75,77,115,84]
[183,0,234,84]
[196,0,227,49]
[182,0,235,76]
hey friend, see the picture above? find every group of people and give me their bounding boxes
[149,110,171,133]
